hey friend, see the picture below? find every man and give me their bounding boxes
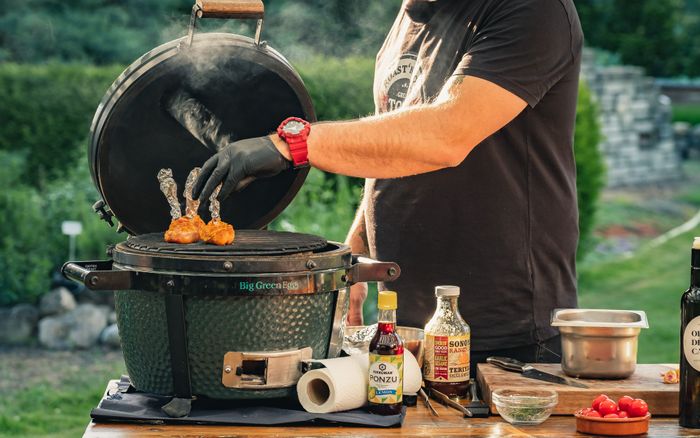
[194,0,583,371]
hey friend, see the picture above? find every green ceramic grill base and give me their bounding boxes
[115,289,344,399]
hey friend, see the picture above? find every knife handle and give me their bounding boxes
[486,356,529,372]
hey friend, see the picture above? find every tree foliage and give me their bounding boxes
[0,0,401,64]
[576,0,699,77]
[574,82,605,259]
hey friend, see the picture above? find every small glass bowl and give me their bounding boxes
[492,389,558,425]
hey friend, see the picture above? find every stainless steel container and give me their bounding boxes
[551,309,649,379]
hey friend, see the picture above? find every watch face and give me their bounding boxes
[283,120,305,135]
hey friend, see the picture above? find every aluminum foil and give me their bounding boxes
[209,184,222,221]
[157,168,181,219]
[184,167,201,218]
[342,324,377,355]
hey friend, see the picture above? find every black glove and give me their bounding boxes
[192,136,291,206]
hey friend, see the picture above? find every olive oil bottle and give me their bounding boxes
[680,237,700,428]
[368,291,404,415]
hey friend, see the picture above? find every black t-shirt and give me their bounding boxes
[366,0,583,350]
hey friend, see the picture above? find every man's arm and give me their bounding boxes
[271,75,527,178]
[345,199,370,325]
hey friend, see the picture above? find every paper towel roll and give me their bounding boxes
[297,350,422,413]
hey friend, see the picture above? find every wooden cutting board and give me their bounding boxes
[476,363,679,416]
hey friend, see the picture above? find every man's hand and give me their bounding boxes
[348,282,368,325]
[192,135,291,205]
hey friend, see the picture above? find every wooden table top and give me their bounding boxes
[84,381,693,438]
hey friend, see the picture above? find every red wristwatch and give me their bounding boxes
[277,117,311,168]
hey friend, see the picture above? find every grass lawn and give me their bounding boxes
[577,162,700,363]
[673,103,700,125]
[578,230,693,363]
[0,348,125,438]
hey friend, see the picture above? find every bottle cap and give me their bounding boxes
[435,285,460,297]
[694,237,700,250]
[378,291,398,310]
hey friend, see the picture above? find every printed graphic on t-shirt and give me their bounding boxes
[378,53,424,112]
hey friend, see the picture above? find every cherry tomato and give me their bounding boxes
[604,413,620,418]
[598,399,618,416]
[617,410,629,418]
[618,395,634,412]
[592,394,610,410]
[585,410,602,417]
[628,399,649,418]
[578,407,594,415]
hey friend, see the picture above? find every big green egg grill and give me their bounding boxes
[61,0,400,408]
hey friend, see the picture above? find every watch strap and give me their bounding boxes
[277,117,311,168]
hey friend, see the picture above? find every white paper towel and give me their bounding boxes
[297,350,422,414]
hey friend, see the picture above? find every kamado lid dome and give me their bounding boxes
[89,30,315,235]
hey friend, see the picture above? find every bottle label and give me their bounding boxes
[684,316,700,372]
[423,334,470,382]
[368,353,404,404]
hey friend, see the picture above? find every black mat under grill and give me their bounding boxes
[125,230,328,256]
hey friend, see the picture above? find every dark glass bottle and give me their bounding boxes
[680,238,700,428]
[368,291,404,415]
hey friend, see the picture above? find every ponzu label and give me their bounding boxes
[368,353,404,404]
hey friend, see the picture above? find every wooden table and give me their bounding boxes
[84,381,693,438]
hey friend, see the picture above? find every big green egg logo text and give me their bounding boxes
[239,280,301,292]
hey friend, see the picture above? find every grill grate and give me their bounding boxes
[125,230,328,256]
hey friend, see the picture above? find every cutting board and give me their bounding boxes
[476,363,679,416]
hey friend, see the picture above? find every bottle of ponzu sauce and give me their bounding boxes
[680,237,700,428]
[368,291,404,415]
[423,285,470,398]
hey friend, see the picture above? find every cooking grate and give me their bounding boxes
[125,230,328,256]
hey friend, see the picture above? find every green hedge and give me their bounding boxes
[574,83,606,259]
[0,64,124,188]
[0,61,604,305]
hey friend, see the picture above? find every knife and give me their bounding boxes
[486,356,588,389]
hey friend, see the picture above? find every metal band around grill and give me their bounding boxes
[62,260,350,295]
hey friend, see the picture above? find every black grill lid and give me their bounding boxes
[124,230,327,256]
[89,33,315,235]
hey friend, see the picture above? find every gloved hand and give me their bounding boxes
[192,135,291,206]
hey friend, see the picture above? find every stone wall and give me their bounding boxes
[581,51,682,187]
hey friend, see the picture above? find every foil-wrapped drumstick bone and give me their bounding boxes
[201,184,235,246]
[158,168,200,244]
[157,168,182,220]
[183,167,207,236]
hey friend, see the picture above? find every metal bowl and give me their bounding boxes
[551,309,649,379]
[345,325,424,366]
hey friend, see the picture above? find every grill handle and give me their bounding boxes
[185,0,265,47]
[196,0,264,19]
[61,260,133,291]
[346,256,401,284]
